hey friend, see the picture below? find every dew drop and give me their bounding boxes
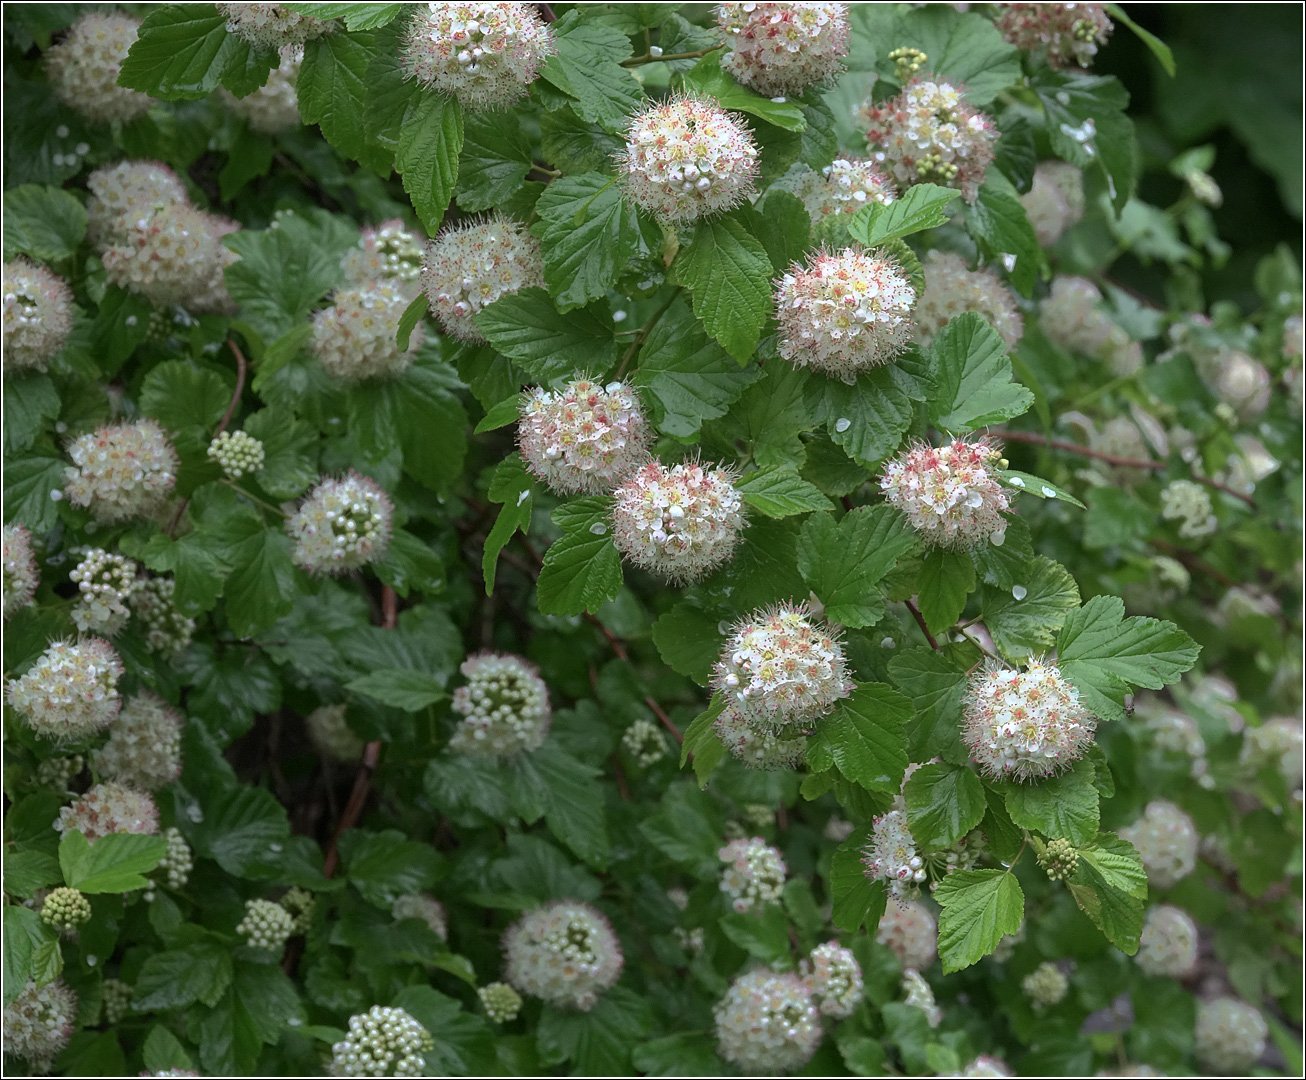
[1009,476,1025,488]
[718,620,732,635]
[612,310,628,323]
[834,417,851,433]
[269,843,283,853]
[55,125,69,138]
[86,955,98,967]
[1012,585,1027,600]
[880,636,896,649]
[1041,485,1056,498]
[1000,253,1016,272]
[516,490,530,506]
[589,521,608,535]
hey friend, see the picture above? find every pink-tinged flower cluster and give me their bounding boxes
[56,781,159,842]
[217,3,336,51]
[92,691,184,790]
[286,472,393,574]
[225,47,302,134]
[806,941,864,1018]
[3,523,39,619]
[342,220,425,293]
[1020,161,1085,247]
[616,96,759,223]
[1119,799,1197,889]
[791,157,897,225]
[63,419,178,524]
[718,837,787,913]
[875,900,937,971]
[7,638,123,741]
[518,377,651,495]
[716,2,850,97]
[449,652,551,756]
[3,258,74,372]
[502,900,623,1011]
[2,979,77,1072]
[611,459,744,582]
[86,161,188,245]
[422,215,544,343]
[1040,276,1142,376]
[312,280,423,381]
[1135,904,1198,978]
[860,77,997,204]
[400,2,555,111]
[1194,997,1267,1075]
[775,247,917,382]
[44,12,153,124]
[862,797,925,901]
[713,702,808,770]
[880,437,1010,550]
[713,602,852,732]
[914,250,1023,351]
[714,970,822,1074]
[963,658,1097,782]
[997,3,1113,70]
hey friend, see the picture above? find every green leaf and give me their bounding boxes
[916,549,975,636]
[189,784,291,879]
[140,360,233,432]
[651,603,722,687]
[965,172,1045,296]
[2,849,63,899]
[119,4,274,101]
[1079,833,1148,899]
[929,313,1034,432]
[831,829,886,933]
[998,469,1086,509]
[391,985,493,1076]
[1035,73,1137,213]
[134,941,234,1010]
[532,174,639,312]
[1004,758,1100,845]
[848,183,961,247]
[672,214,773,363]
[537,987,652,1075]
[539,10,645,134]
[475,287,615,380]
[982,555,1080,659]
[2,184,87,261]
[339,828,441,907]
[456,111,533,212]
[297,30,390,172]
[482,454,533,594]
[934,869,1024,973]
[346,669,446,711]
[1082,486,1153,550]
[3,371,61,455]
[1106,3,1175,76]
[980,782,1023,863]
[797,507,916,627]
[720,906,792,965]
[58,830,167,893]
[242,407,318,500]
[474,395,520,435]
[3,907,49,1004]
[143,1026,196,1076]
[394,358,469,494]
[520,742,610,868]
[374,528,445,598]
[284,3,403,31]
[222,521,298,640]
[138,531,229,617]
[2,456,66,533]
[536,498,623,616]
[396,92,463,233]
[807,684,910,793]
[395,292,429,353]
[887,647,972,764]
[809,366,915,465]
[679,695,727,788]
[633,1034,723,1077]
[904,762,986,848]
[1068,855,1145,954]
[680,49,807,132]
[735,465,834,518]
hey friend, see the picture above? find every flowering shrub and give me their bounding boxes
[1,4,1300,1078]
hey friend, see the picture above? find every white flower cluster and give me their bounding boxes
[44,12,153,124]
[1039,276,1142,376]
[225,48,302,134]
[806,941,864,1018]
[392,893,448,942]
[1159,479,1216,539]
[1194,997,1267,1075]
[129,577,195,659]
[860,77,997,203]
[713,703,809,770]
[286,472,394,574]
[69,547,136,636]
[478,982,522,1023]
[3,523,40,619]
[951,1055,1014,1077]
[616,96,759,223]
[40,886,92,934]
[963,658,1097,782]
[101,978,132,1025]
[1242,716,1305,795]
[36,754,84,792]
[342,220,425,293]
[714,970,822,1074]
[775,247,917,382]
[518,377,651,495]
[93,691,184,790]
[218,3,336,51]
[716,2,850,96]
[2,979,78,1073]
[621,718,668,767]
[902,968,942,1027]
[1198,348,1271,422]
[207,430,265,479]
[718,837,787,913]
[503,900,623,1011]
[330,1005,433,1078]
[306,703,365,763]
[237,898,295,953]
[611,459,745,582]
[422,215,544,344]
[997,3,1113,70]
[914,250,1024,351]
[7,638,123,741]
[56,782,159,842]
[875,900,937,971]
[63,419,179,523]
[3,258,74,372]
[1135,904,1198,978]
[1146,710,1211,786]
[157,826,193,889]
[1119,799,1197,889]
[400,3,555,111]
[862,798,925,901]
[313,280,424,382]
[791,158,897,227]
[144,1071,199,1079]
[1020,161,1085,247]
[880,437,1011,550]
[86,161,187,242]
[1022,960,1069,1007]
[449,652,551,756]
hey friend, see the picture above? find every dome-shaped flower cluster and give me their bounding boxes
[286,472,394,575]
[713,703,809,770]
[422,215,543,344]
[86,161,188,245]
[1039,276,1142,376]
[40,886,92,934]
[791,158,897,227]
[860,77,997,203]
[718,837,787,913]
[400,3,555,111]
[1135,904,1198,978]
[3,523,40,619]
[518,377,651,495]
[503,900,623,1011]
[306,703,365,763]
[616,96,759,223]
[7,638,123,741]
[237,897,295,953]
[714,969,821,1074]
[963,658,1097,782]
[225,48,302,134]
[875,900,938,971]
[862,797,925,901]
[218,3,336,51]
[1199,348,1272,422]
[157,826,193,889]
[716,2,850,97]
[1147,709,1211,785]
[449,652,551,756]
[392,893,448,942]
[1022,960,1069,1007]
[129,577,195,659]
[1194,997,1267,1074]
[774,246,917,382]
[1241,716,1305,792]
[806,941,864,1018]
[207,430,265,479]
[36,754,84,792]
[997,3,1113,70]
[62,419,179,523]
[1020,161,1085,247]
[56,782,158,842]
[1159,480,1216,539]
[342,220,425,293]
[44,12,154,124]
[621,718,668,767]
[1119,799,1197,889]
[330,1005,433,1078]
[101,978,132,1025]
[611,459,745,582]
[1037,837,1079,881]
[312,280,423,382]
[92,691,184,790]
[880,437,1011,550]
[914,250,1023,351]
[69,547,136,636]
[3,258,74,373]
[902,968,942,1027]
[2,978,78,1072]
[478,981,522,1023]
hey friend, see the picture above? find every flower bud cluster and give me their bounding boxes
[207,430,265,479]
[3,258,74,372]
[621,718,668,768]
[1120,799,1197,889]
[280,887,316,935]
[716,2,850,96]
[775,247,917,381]
[902,968,942,1027]
[2,979,78,1072]
[225,48,302,134]
[286,472,394,574]
[713,970,822,1074]
[7,638,123,741]
[741,804,774,831]
[674,926,706,955]
[69,547,136,636]
[44,12,154,124]
[306,703,365,763]
[330,1005,433,1078]
[997,3,1113,70]
[881,437,1011,550]
[400,3,555,112]
[791,158,897,226]
[1135,904,1198,978]
[860,77,997,203]
[101,978,132,1025]
[422,215,544,343]
[479,981,522,1023]
[1241,716,1305,792]
[237,897,294,953]
[1020,161,1085,247]
[889,46,928,82]
[616,96,759,222]
[449,652,551,756]
[1038,837,1079,881]
[1039,277,1142,376]
[312,280,424,382]
[157,827,193,889]
[1159,480,1216,539]
[342,221,425,293]
[713,703,809,769]
[129,577,195,659]
[36,754,85,792]
[3,523,40,619]
[518,377,651,495]
[63,419,179,524]
[40,886,92,934]
[93,691,184,790]
[806,942,864,1018]
[718,837,787,913]
[503,900,623,1011]
[876,900,938,971]
[392,893,447,942]
[914,251,1023,351]
[56,782,158,842]
[1022,960,1069,1007]
[218,3,336,51]
[862,798,926,901]
[1194,997,1267,1075]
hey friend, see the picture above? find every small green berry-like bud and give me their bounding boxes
[101,978,132,1025]
[236,898,294,953]
[207,430,265,479]
[1038,837,1079,881]
[279,887,316,935]
[40,887,92,933]
[478,981,522,1023]
[888,46,928,81]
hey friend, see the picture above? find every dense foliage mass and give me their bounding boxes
[2,3,1302,1077]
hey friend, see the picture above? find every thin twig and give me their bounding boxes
[904,599,941,651]
[621,47,717,66]
[583,612,683,743]
[612,754,631,800]
[615,288,680,379]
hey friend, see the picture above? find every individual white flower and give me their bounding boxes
[1040,276,1141,375]
[2,979,77,1073]
[1135,904,1198,978]
[306,703,365,763]
[1194,997,1267,1075]
[615,95,759,223]
[449,652,551,756]
[1022,960,1069,1007]
[774,246,917,382]
[806,942,863,1018]
[997,3,1113,69]
[286,472,394,574]
[478,982,522,1023]
[862,798,926,901]
[236,898,294,953]
[342,220,425,293]
[913,250,1023,351]
[157,826,193,889]
[713,970,822,1075]
[1241,716,1305,792]
[68,547,136,636]
[92,691,184,790]
[502,900,623,1011]
[100,203,239,313]
[875,900,937,971]
[621,718,668,767]
[7,638,123,741]
[902,968,942,1027]
[1119,799,1197,889]
[3,258,74,372]
[330,1005,433,1078]
[880,437,1011,550]
[101,978,132,1025]
[1020,161,1085,247]
[225,47,302,134]
[713,703,809,770]
[791,158,897,227]
[218,3,336,51]
[1159,480,1216,539]
[44,11,154,124]
[128,577,195,659]
[392,893,448,942]
[207,430,265,479]
[86,161,188,248]
[55,782,158,842]
[312,280,423,381]
[718,837,786,913]
[3,523,40,619]
[63,419,178,523]
[716,2,850,96]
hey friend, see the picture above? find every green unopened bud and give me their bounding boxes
[1072,18,1099,42]
[40,886,92,933]
[1038,837,1079,881]
[888,46,927,82]
[207,430,265,479]
[478,981,522,1023]
[279,886,316,935]
[101,978,132,1025]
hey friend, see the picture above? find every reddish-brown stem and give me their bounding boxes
[584,612,683,743]
[612,754,631,800]
[905,599,941,651]
[1149,537,1240,588]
